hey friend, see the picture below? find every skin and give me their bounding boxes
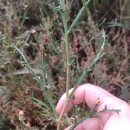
[56,84,130,130]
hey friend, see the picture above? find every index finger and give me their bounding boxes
[56,83,122,115]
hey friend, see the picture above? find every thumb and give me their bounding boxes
[65,118,100,130]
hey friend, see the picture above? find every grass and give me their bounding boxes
[0,0,130,130]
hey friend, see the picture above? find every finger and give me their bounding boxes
[104,117,130,130]
[56,83,121,115]
[56,87,85,115]
[65,118,100,130]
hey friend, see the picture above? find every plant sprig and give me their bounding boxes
[13,45,58,120]
[57,30,107,130]
[56,0,107,129]
[68,0,91,33]
[69,102,120,130]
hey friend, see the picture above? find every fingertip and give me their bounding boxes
[64,126,71,130]
[64,125,82,130]
[55,93,66,115]
[56,91,73,115]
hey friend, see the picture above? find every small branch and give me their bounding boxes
[56,0,106,129]
[57,1,71,129]
[57,102,68,130]
[57,30,107,129]
[66,63,70,97]
[69,104,121,130]
[68,0,91,33]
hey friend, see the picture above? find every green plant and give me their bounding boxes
[1,0,128,129]
[12,0,122,130]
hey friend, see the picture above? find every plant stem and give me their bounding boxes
[57,30,106,130]
[20,7,27,30]
[68,0,91,33]
[60,2,70,98]
[57,1,71,129]
[69,105,120,130]
[14,45,58,120]
[65,34,70,98]
[69,31,106,99]
[20,120,25,130]
[57,101,68,130]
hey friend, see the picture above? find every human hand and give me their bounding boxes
[56,84,130,130]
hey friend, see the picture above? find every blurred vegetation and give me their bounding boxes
[0,0,130,129]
